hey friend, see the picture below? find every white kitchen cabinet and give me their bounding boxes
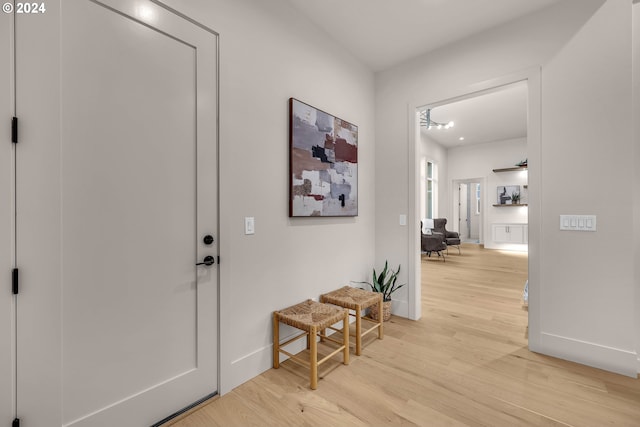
[492,224,527,244]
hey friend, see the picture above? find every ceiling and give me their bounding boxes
[286,0,550,148]
[422,81,528,148]
[286,0,565,72]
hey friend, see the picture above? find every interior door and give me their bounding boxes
[469,183,480,240]
[459,183,469,238]
[15,1,218,425]
[1,5,14,424]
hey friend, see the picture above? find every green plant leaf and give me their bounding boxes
[353,261,405,302]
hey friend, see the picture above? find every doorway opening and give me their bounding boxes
[453,179,484,244]
[414,75,537,347]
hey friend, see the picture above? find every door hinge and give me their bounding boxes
[12,268,18,295]
[11,117,18,144]
[217,255,220,264]
[12,418,20,427]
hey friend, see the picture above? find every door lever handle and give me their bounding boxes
[196,255,215,266]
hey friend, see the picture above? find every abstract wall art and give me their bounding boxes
[289,98,358,217]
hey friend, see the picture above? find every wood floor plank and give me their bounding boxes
[170,244,640,426]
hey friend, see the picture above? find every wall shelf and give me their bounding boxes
[492,166,527,173]
[493,164,528,208]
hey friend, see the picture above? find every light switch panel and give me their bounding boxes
[399,214,407,226]
[245,217,255,235]
[560,215,596,231]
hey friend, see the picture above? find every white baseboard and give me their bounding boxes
[221,342,274,395]
[391,299,409,318]
[539,332,637,377]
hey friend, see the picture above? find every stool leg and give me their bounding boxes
[310,326,318,390]
[273,312,280,369]
[377,296,384,340]
[355,306,362,356]
[343,311,350,365]
[319,296,326,342]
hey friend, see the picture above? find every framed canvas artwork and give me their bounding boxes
[497,185,521,205]
[289,98,358,217]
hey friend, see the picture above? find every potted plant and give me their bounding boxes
[357,261,404,321]
[511,190,521,205]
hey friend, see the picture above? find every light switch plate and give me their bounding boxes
[399,214,407,226]
[245,217,255,235]
[560,215,596,231]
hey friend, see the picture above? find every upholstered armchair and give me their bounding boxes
[433,218,461,254]
[421,221,447,261]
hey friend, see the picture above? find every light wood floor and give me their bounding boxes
[171,244,640,426]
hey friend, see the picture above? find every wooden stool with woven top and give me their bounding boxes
[320,286,384,356]
[273,299,349,389]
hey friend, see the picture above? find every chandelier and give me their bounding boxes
[420,109,454,130]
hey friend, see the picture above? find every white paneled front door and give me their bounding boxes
[15,1,218,425]
[1,4,14,425]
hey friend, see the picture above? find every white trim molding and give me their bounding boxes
[540,332,638,378]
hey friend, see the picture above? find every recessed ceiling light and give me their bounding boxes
[459,137,465,141]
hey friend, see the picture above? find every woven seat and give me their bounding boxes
[273,299,349,389]
[320,286,383,355]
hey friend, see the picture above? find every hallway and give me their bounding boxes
[171,244,640,426]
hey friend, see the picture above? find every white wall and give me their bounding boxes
[540,0,634,375]
[376,0,638,376]
[633,0,640,374]
[161,0,376,393]
[447,138,527,250]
